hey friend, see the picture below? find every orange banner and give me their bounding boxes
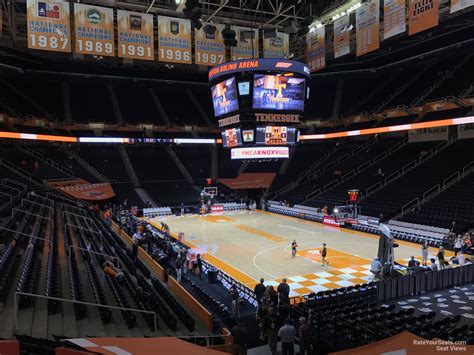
[383,0,406,39]
[27,0,71,52]
[333,15,350,58]
[408,0,439,35]
[158,16,192,64]
[74,4,114,57]
[218,173,276,189]
[194,23,225,66]
[231,26,259,61]
[450,0,474,13]
[117,10,154,61]
[47,180,116,200]
[356,0,380,56]
[263,31,289,58]
[306,26,326,72]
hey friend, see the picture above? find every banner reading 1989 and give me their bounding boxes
[27,0,71,52]
[158,16,192,64]
[117,10,154,61]
[74,4,114,56]
[194,24,225,66]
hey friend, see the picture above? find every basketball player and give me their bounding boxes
[291,240,298,258]
[321,243,329,266]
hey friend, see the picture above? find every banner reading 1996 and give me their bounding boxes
[117,10,154,61]
[74,4,114,56]
[306,26,326,72]
[263,32,289,58]
[194,23,225,66]
[27,0,71,52]
[356,0,380,57]
[158,16,192,64]
[231,26,259,61]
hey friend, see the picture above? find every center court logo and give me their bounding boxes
[86,9,102,25]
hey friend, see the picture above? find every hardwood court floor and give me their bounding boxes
[150,211,450,297]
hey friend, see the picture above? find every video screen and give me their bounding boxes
[238,81,250,95]
[212,77,239,117]
[256,126,299,145]
[253,74,305,111]
[221,127,243,148]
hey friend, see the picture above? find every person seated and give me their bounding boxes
[103,261,124,282]
[430,258,438,272]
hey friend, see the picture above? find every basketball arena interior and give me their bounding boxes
[0,0,473,354]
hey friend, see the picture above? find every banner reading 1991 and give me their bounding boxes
[27,0,71,52]
[158,16,192,64]
[194,23,225,66]
[74,4,114,56]
[117,10,154,61]
[231,26,259,61]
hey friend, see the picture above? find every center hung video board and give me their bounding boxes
[253,75,306,111]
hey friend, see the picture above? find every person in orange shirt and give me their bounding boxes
[103,261,124,282]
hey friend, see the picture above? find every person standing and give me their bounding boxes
[437,247,445,269]
[454,235,463,256]
[278,319,296,355]
[176,257,183,283]
[430,258,438,272]
[254,278,266,306]
[421,241,429,266]
[291,240,298,258]
[230,285,240,318]
[231,318,248,355]
[321,243,329,266]
[277,278,290,306]
[298,317,312,355]
[264,307,278,355]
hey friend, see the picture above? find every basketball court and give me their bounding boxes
[149,210,452,298]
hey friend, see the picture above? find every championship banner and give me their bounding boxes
[408,0,439,35]
[74,4,114,57]
[356,0,380,57]
[333,15,350,58]
[263,32,289,58]
[306,26,326,72]
[383,0,406,40]
[27,0,71,52]
[194,23,225,66]
[158,16,192,64]
[450,0,473,13]
[117,10,154,61]
[231,26,259,61]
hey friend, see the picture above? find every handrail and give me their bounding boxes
[60,202,87,214]
[63,211,97,230]
[13,291,157,336]
[21,199,55,213]
[0,191,13,202]
[33,193,55,206]
[462,161,474,177]
[3,178,27,190]
[365,181,381,196]
[0,183,21,195]
[385,170,400,184]
[12,208,53,229]
[401,198,419,216]
[68,245,120,268]
[64,223,103,245]
[422,184,440,202]
[402,160,417,174]
[0,227,52,246]
[443,171,460,188]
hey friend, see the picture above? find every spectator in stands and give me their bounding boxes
[377,167,384,178]
[454,235,463,256]
[298,316,312,355]
[103,261,124,282]
[135,287,149,306]
[33,161,39,171]
[430,258,438,272]
[132,240,139,264]
[180,202,185,216]
[254,278,266,306]
[231,318,248,355]
[413,261,422,273]
[437,247,446,269]
[264,307,278,355]
[278,319,296,355]
[132,231,142,244]
[256,304,268,340]
[370,257,383,280]
[461,236,472,254]
[267,286,279,306]
[195,253,204,279]
[421,241,429,266]
[408,256,417,270]
[175,255,183,283]
[230,285,240,318]
[277,278,290,305]
[104,209,112,225]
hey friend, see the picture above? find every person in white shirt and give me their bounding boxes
[370,257,383,280]
[132,232,142,244]
[454,235,463,256]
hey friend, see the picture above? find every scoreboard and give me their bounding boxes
[209,58,310,159]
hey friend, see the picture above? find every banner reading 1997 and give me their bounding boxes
[231,26,259,61]
[158,16,192,64]
[306,26,326,72]
[194,23,225,66]
[74,4,114,56]
[117,10,154,61]
[27,0,71,52]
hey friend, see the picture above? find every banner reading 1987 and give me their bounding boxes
[74,4,114,56]
[117,10,154,61]
[158,16,192,64]
[27,0,71,52]
[194,23,225,66]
